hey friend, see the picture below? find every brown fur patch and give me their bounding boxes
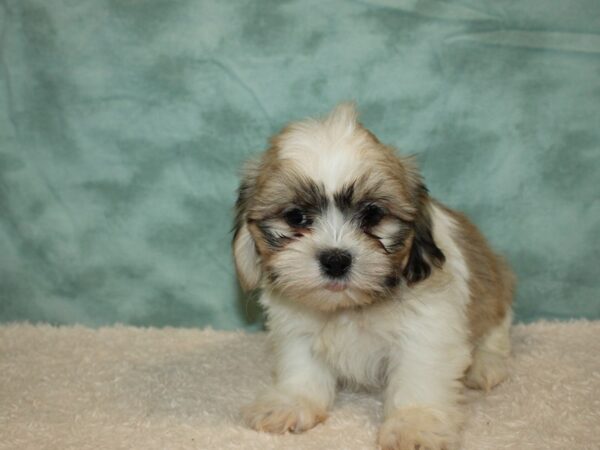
[440,204,515,343]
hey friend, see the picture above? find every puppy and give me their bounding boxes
[233,103,514,450]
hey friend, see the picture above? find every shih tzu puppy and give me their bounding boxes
[233,103,514,450]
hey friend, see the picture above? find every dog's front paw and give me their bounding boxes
[378,406,461,450]
[243,389,327,434]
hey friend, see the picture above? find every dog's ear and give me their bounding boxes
[401,162,445,285]
[232,163,262,291]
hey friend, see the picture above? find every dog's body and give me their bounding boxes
[233,104,514,450]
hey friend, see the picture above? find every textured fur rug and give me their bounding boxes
[1,322,598,450]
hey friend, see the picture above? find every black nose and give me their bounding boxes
[319,249,352,278]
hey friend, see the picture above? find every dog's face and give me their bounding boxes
[233,104,444,311]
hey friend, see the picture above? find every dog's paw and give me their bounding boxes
[463,350,509,391]
[378,406,460,450]
[242,390,327,434]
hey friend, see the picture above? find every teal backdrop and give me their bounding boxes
[1,0,599,329]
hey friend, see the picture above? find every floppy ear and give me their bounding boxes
[232,168,262,291]
[401,165,445,285]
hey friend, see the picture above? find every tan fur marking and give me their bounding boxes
[441,204,515,343]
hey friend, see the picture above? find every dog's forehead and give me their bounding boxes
[276,124,373,196]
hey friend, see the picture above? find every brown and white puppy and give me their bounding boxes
[233,103,514,450]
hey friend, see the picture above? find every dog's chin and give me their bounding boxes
[271,280,384,312]
[324,280,348,292]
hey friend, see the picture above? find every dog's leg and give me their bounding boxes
[243,333,335,434]
[464,310,512,391]
[378,309,471,450]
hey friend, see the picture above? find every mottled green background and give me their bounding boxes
[1,0,599,329]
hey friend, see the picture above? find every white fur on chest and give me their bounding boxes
[261,204,472,391]
[312,305,401,388]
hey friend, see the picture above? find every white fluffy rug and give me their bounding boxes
[1,322,598,450]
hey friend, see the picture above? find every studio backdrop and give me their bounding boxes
[0,0,599,329]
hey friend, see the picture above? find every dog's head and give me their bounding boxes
[233,103,445,311]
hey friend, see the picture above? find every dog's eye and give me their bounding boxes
[361,204,384,228]
[284,208,312,228]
